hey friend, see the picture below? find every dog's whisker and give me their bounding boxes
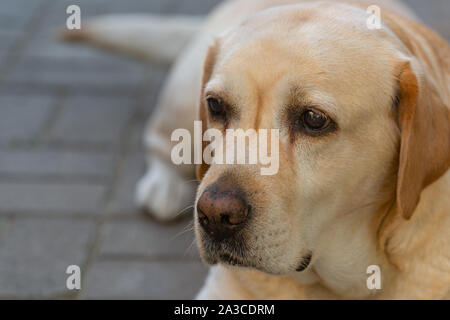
[170,220,195,242]
[182,179,200,185]
[174,204,195,217]
[184,236,198,258]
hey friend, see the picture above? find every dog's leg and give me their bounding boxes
[135,38,208,221]
[60,14,204,66]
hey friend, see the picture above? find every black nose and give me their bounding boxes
[196,185,250,241]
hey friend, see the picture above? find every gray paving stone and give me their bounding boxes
[130,118,147,152]
[39,0,171,29]
[0,31,20,58]
[106,0,173,14]
[7,55,146,90]
[39,0,115,29]
[0,94,55,142]
[106,153,145,214]
[0,182,105,214]
[0,0,44,31]
[130,68,168,152]
[84,260,207,299]
[0,217,9,246]
[0,218,95,298]
[0,0,45,16]
[99,216,198,258]
[172,0,222,15]
[49,94,136,145]
[0,149,115,179]
[403,0,450,41]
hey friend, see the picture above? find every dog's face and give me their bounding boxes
[194,4,449,275]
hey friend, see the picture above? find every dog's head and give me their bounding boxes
[194,3,449,276]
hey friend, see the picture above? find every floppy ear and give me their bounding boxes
[396,60,450,219]
[196,41,219,181]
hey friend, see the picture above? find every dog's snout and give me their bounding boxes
[197,186,249,240]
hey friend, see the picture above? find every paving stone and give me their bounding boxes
[0,218,95,298]
[6,55,146,90]
[0,217,9,246]
[0,0,45,16]
[49,94,136,145]
[40,0,166,28]
[84,260,207,299]
[130,67,168,152]
[0,149,115,179]
[106,0,172,14]
[130,118,147,152]
[0,0,44,32]
[39,0,115,29]
[0,182,105,214]
[99,216,198,258]
[0,31,20,63]
[106,153,145,214]
[0,94,55,142]
[172,0,222,15]
[402,0,450,41]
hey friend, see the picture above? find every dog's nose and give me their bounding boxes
[196,186,250,240]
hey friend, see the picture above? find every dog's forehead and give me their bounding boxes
[208,5,397,116]
[217,5,391,71]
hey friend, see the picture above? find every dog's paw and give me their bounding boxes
[135,156,196,221]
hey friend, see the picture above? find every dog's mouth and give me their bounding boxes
[296,252,312,272]
[218,252,246,266]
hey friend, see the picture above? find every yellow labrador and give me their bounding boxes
[66,0,450,299]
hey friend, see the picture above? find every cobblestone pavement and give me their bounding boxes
[0,0,448,299]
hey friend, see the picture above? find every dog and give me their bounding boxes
[64,0,450,299]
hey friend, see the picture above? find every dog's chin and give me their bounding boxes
[200,249,290,275]
[200,249,248,267]
[199,246,314,275]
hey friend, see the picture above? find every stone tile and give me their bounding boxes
[23,31,115,61]
[130,68,168,152]
[0,218,95,298]
[106,153,145,214]
[0,0,44,32]
[172,0,222,15]
[84,260,207,299]
[39,0,115,29]
[38,0,171,29]
[99,216,198,258]
[6,55,146,90]
[0,94,55,142]
[0,0,45,16]
[130,119,147,152]
[0,182,105,214]
[0,149,115,179]
[0,217,9,246]
[402,0,450,40]
[49,94,136,145]
[105,0,173,15]
[0,31,20,62]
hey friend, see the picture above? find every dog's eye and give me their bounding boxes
[302,109,330,131]
[291,108,336,137]
[207,97,226,118]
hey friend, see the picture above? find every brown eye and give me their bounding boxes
[302,109,330,131]
[207,97,226,118]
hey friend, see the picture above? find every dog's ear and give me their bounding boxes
[196,40,219,181]
[396,60,450,219]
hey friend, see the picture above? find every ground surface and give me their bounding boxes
[0,0,448,299]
